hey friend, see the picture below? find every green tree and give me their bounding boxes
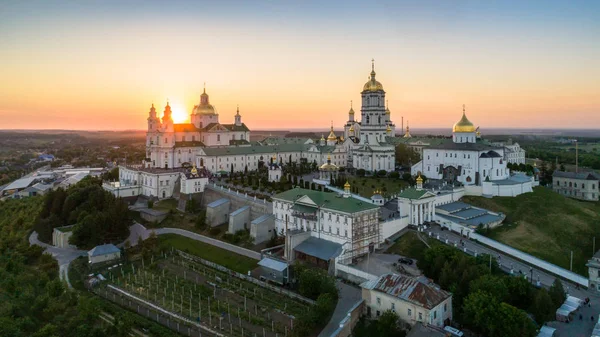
[529,288,554,324]
[548,279,566,307]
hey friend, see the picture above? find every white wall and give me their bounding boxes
[381,218,408,241]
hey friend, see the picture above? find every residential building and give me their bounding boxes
[361,273,452,328]
[273,184,380,264]
[88,244,121,264]
[553,171,600,201]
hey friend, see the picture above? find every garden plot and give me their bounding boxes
[100,251,311,337]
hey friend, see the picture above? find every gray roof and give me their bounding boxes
[251,214,274,224]
[437,213,503,227]
[2,177,38,191]
[230,206,250,216]
[491,173,531,185]
[553,170,600,180]
[436,201,471,212]
[294,237,343,261]
[201,143,310,156]
[88,244,120,257]
[258,258,288,272]
[207,198,229,208]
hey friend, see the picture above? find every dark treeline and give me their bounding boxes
[34,176,130,249]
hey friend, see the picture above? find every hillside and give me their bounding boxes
[462,187,600,275]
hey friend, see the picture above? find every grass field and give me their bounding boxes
[158,233,258,273]
[347,177,409,199]
[462,187,600,275]
[386,231,440,262]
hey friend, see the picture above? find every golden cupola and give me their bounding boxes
[344,181,351,189]
[386,124,392,133]
[385,100,390,115]
[362,59,384,92]
[453,105,476,133]
[349,124,355,133]
[196,86,216,115]
[327,124,337,141]
[348,100,355,115]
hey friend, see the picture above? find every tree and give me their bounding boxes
[395,144,420,166]
[548,279,566,308]
[356,169,366,177]
[529,288,554,324]
[560,163,566,171]
[470,274,509,303]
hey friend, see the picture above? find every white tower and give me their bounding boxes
[234,105,242,126]
[359,59,387,145]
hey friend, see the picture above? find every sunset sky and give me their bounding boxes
[1,0,599,130]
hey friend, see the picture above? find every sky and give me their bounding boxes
[0,0,599,131]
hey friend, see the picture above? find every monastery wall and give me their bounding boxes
[202,184,271,221]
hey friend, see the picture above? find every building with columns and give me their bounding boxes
[397,176,437,226]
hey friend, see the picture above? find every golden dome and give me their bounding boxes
[385,100,390,115]
[320,134,325,141]
[362,60,384,92]
[196,87,216,115]
[453,105,476,133]
[349,124,355,132]
[327,125,337,141]
[349,101,355,115]
[416,175,423,182]
[386,125,392,133]
[344,181,351,189]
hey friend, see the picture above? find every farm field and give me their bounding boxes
[95,251,311,337]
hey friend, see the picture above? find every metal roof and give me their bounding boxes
[361,273,451,310]
[294,237,343,261]
[251,214,274,224]
[553,170,600,180]
[436,201,471,213]
[397,188,434,200]
[88,244,120,257]
[491,173,532,185]
[207,198,229,208]
[230,206,250,216]
[258,258,288,272]
[274,187,379,214]
[2,177,38,191]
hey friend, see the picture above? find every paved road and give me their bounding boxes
[28,231,87,288]
[318,281,362,337]
[152,227,261,260]
[426,225,582,292]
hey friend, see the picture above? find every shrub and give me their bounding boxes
[209,227,221,236]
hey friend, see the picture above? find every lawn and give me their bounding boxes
[462,186,600,276]
[153,198,178,211]
[386,231,439,262]
[158,233,258,273]
[348,176,409,199]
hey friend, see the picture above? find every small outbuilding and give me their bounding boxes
[52,225,75,248]
[206,198,230,227]
[250,214,275,244]
[257,257,288,285]
[228,206,251,234]
[88,244,121,264]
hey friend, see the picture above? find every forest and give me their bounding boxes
[34,176,131,249]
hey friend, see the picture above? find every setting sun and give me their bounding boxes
[169,101,189,124]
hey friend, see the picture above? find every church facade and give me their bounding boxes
[343,61,397,172]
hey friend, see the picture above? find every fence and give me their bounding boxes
[334,262,378,283]
[95,285,222,337]
[469,232,589,287]
[176,250,316,306]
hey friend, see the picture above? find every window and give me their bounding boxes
[345,229,348,237]
[329,225,331,232]
[418,312,422,320]
[376,297,381,305]
[336,215,339,222]
[444,303,447,312]
[217,135,221,142]
[434,311,437,319]
[582,184,585,189]
[407,309,412,317]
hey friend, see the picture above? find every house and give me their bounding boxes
[257,257,288,285]
[250,214,275,244]
[88,244,121,264]
[552,171,599,201]
[361,273,452,328]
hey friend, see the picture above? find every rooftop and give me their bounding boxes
[207,198,229,208]
[397,188,435,200]
[273,187,379,214]
[230,206,250,216]
[258,257,288,272]
[251,214,274,224]
[553,170,600,180]
[435,201,503,227]
[294,237,343,261]
[88,244,120,257]
[361,273,451,310]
